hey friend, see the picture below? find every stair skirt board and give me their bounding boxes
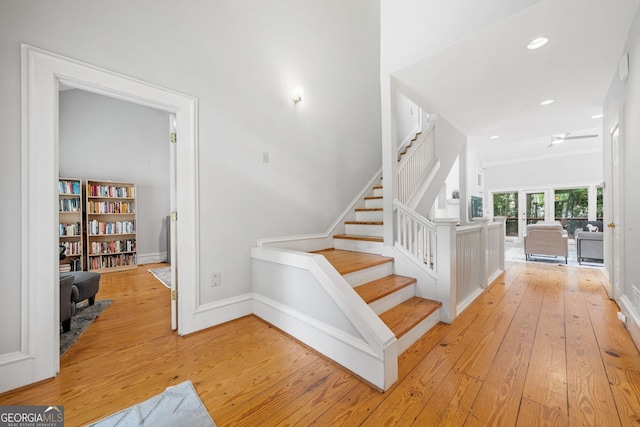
[367,285,416,316]
[395,308,441,354]
[252,294,396,391]
[342,262,394,287]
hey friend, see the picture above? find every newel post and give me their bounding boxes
[494,216,507,272]
[472,217,491,288]
[434,218,459,323]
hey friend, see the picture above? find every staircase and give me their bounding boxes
[314,179,442,355]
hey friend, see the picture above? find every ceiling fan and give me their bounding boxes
[547,132,598,148]
[522,132,599,148]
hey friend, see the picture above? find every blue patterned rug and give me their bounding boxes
[149,266,171,288]
[89,381,215,427]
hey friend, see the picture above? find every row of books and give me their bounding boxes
[89,253,136,270]
[61,241,82,255]
[60,258,82,272]
[59,222,82,237]
[87,220,135,235]
[88,184,135,199]
[59,180,80,195]
[87,201,136,214]
[89,239,136,255]
[60,198,82,212]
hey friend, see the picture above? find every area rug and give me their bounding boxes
[149,266,171,288]
[88,380,216,427]
[60,299,112,356]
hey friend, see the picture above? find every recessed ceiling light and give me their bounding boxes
[490,135,500,139]
[527,37,549,50]
[540,99,555,106]
[591,113,603,119]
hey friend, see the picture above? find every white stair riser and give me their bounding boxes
[396,308,441,354]
[367,284,415,315]
[373,188,383,197]
[356,210,383,222]
[365,198,383,209]
[342,262,394,287]
[334,238,383,254]
[345,223,383,237]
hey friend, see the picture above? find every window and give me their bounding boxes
[597,186,603,220]
[554,188,588,237]
[493,192,518,237]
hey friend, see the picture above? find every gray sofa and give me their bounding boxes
[575,221,604,264]
[524,221,569,263]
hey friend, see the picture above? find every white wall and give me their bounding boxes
[484,151,603,191]
[603,6,640,347]
[0,0,381,354]
[59,89,170,263]
[396,92,420,148]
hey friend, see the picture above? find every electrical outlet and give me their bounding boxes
[617,311,627,324]
[212,272,221,287]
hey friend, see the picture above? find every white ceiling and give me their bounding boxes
[390,0,640,164]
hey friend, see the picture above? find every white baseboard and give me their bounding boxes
[618,295,640,350]
[192,294,253,332]
[137,252,168,264]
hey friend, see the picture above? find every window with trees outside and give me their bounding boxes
[493,192,518,237]
[554,188,588,237]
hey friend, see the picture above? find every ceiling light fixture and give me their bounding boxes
[540,99,555,106]
[527,37,549,50]
[490,135,500,139]
[591,113,603,119]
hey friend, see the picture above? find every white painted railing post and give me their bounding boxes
[494,216,507,272]
[434,218,458,323]
[472,217,491,288]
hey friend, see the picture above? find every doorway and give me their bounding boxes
[608,116,624,299]
[1,44,199,393]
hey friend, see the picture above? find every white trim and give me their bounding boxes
[193,294,253,331]
[617,295,640,350]
[2,44,200,393]
[137,252,168,265]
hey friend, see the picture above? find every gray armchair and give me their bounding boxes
[575,221,604,264]
[60,275,78,332]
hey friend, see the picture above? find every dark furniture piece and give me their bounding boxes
[66,271,101,306]
[59,275,77,333]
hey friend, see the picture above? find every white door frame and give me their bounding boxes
[0,44,200,393]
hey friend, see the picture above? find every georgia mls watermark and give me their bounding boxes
[0,406,64,427]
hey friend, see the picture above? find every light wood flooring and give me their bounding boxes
[1,261,639,426]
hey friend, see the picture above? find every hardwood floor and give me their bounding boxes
[1,262,639,426]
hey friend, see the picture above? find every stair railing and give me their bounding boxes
[397,122,436,205]
[393,200,437,275]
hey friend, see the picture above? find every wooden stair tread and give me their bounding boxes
[379,297,442,339]
[364,196,383,200]
[345,221,383,225]
[333,234,383,243]
[354,275,416,304]
[355,207,382,212]
[313,248,392,275]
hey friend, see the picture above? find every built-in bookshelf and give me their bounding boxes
[59,178,83,272]
[86,179,137,273]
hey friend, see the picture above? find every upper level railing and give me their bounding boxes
[397,122,436,205]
